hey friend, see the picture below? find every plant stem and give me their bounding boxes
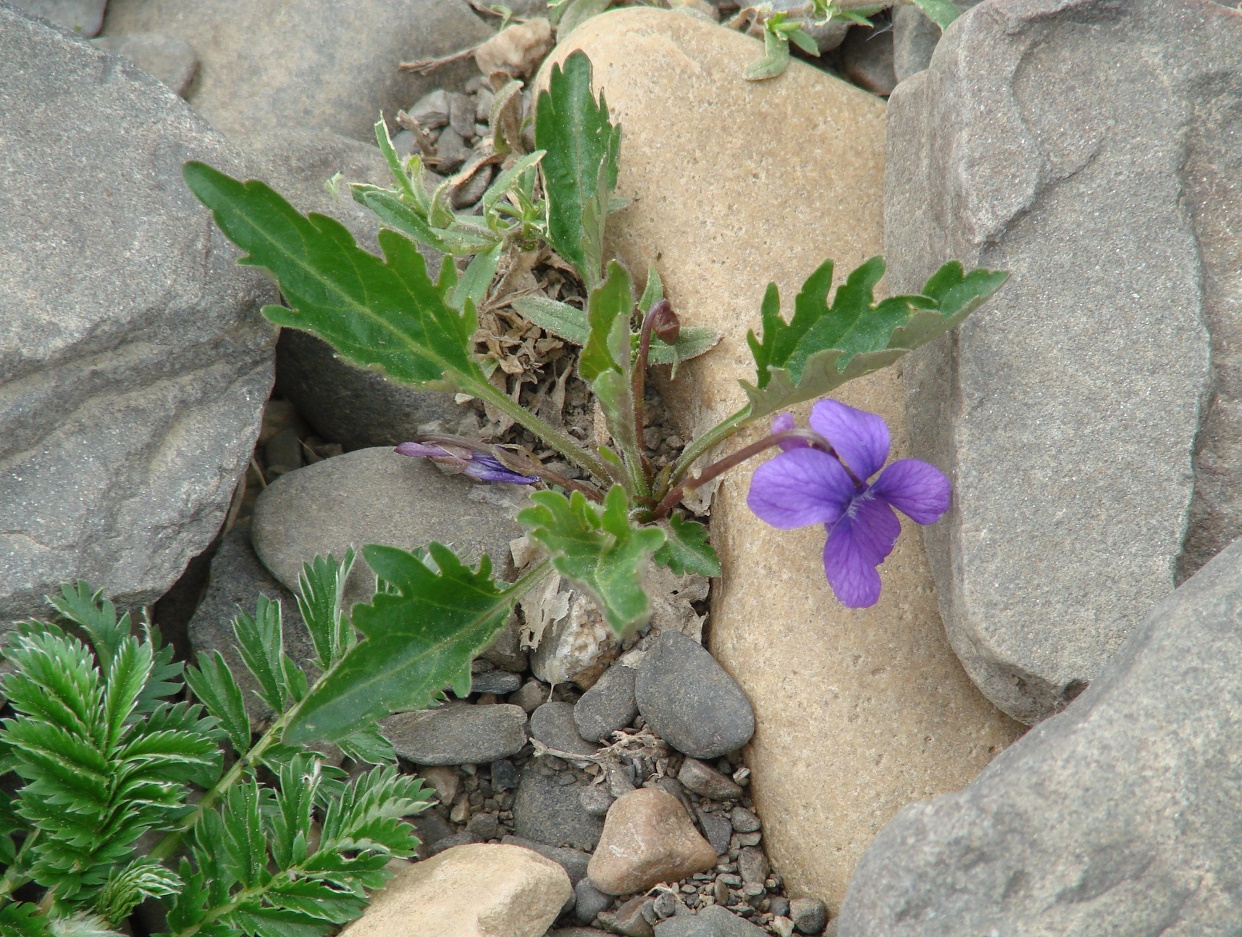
[653,428,844,519]
[467,377,611,481]
[631,302,667,480]
[0,830,38,902]
[664,406,753,492]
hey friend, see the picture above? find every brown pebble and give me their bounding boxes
[587,789,717,896]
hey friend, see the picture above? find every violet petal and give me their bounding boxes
[822,515,884,608]
[808,399,891,480]
[771,412,808,451]
[464,455,538,485]
[847,494,902,566]
[395,441,448,459]
[747,448,854,529]
[870,458,951,525]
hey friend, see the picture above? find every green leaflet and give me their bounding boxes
[742,257,1007,419]
[534,50,621,290]
[283,545,524,745]
[518,486,666,634]
[580,260,633,383]
[511,294,721,366]
[744,17,793,81]
[911,0,960,30]
[182,162,486,393]
[653,514,721,578]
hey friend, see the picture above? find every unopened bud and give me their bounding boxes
[649,299,680,345]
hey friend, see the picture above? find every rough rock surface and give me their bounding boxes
[587,788,717,896]
[512,766,604,852]
[11,0,105,34]
[0,7,275,627]
[91,32,198,95]
[543,7,1025,911]
[653,905,767,937]
[380,702,527,766]
[250,447,523,608]
[888,0,1238,723]
[339,844,571,937]
[187,521,316,723]
[101,0,493,141]
[838,536,1242,936]
[574,661,638,742]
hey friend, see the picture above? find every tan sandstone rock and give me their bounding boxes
[543,8,1025,913]
[587,788,717,895]
[340,844,571,937]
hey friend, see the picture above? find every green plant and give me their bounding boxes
[0,544,519,937]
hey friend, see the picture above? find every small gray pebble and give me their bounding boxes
[574,878,612,924]
[737,847,769,885]
[789,898,827,935]
[769,896,790,919]
[531,701,599,758]
[574,663,639,742]
[652,891,680,919]
[697,808,733,856]
[678,757,744,801]
[470,669,522,695]
[729,806,761,833]
[427,830,480,856]
[579,784,615,817]
[491,758,520,791]
[510,679,548,713]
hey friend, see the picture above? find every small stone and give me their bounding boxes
[653,904,768,937]
[736,847,768,886]
[338,844,570,937]
[263,426,303,474]
[772,917,795,937]
[612,895,656,937]
[407,88,450,129]
[450,164,493,210]
[501,834,592,886]
[580,784,615,817]
[652,891,680,919]
[475,17,554,78]
[467,811,501,840]
[91,32,198,95]
[734,832,761,848]
[470,669,522,695]
[512,766,604,851]
[695,810,730,854]
[728,807,760,834]
[788,898,827,936]
[432,126,470,173]
[607,762,638,798]
[769,897,790,919]
[712,879,730,906]
[381,702,527,765]
[491,758,520,792]
[836,22,897,97]
[447,91,476,138]
[587,789,717,896]
[427,830,480,856]
[531,701,600,758]
[408,810,456,860]
[418,766,460,808]
[678,758,743,801]
[635,632,754,760]
[511,679,549,713]
[573,877,612,924]
[575,662,639,742]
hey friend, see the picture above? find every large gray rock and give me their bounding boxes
[101,0,494,141]
[91,31,198,95]
[837,535,1242,936]
[10,0,105,35]
[250,447,524,609]
[889,0,1240,723]
[0,7,275,627]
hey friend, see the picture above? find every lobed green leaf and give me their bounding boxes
[517,486,666,634]
[653,514,722,578]
[182,162,486,394]
[534,50,621,289]
[283,544,520,745]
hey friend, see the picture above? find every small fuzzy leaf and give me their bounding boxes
[580,260,633,383]
[453,242,503,311]
[183,162,487,393]
[638,265,664,312]
[534,50,621,288]
[283,545,520,745]
[517,486,665,634]
[744,25,792,81]
[742,258,1007,418]
[646,326,722,368]
[511,294,590,345]
[653,514,721,578]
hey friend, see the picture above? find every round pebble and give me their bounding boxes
[574,661,639,742]
[635,632,755,760]
[587,788,717,896]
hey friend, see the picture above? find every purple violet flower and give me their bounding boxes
[394,441,538,485]
[747,400,951,609]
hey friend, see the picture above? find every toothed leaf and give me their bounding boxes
[653,514,721,578]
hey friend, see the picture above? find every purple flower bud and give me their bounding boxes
[395,441,538,485]
[649,299,680,345]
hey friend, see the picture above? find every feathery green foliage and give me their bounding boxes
[0,542,510,937]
